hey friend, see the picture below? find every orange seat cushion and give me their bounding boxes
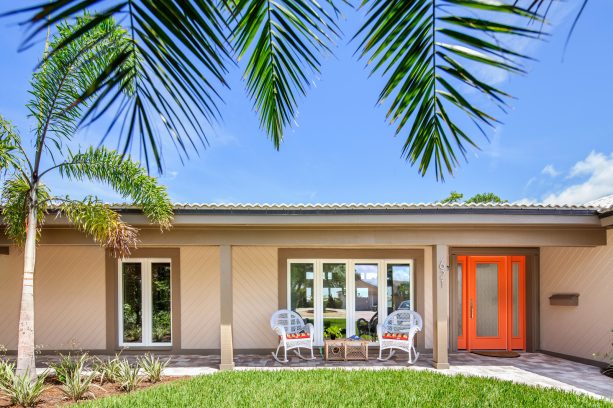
[281,332,310,340]
[382,332,409,340]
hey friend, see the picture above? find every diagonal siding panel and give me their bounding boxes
[541,229,613,362]
[233,247,278,349]
[180,247,220,349]
[0,248,23,349]
[35,246,106,350]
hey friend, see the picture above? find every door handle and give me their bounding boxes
[470,299,474,319]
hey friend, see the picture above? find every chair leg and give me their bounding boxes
[272,342,289,363]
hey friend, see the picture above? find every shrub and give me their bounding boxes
[50,353,90,384]
[60,367,98,401]
[115,360,143,392]
[0,360,15,388]
[92,354,123,385]
[0,370,48,408]
[138,354,169,383]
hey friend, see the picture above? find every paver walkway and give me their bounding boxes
[32,352,612,400]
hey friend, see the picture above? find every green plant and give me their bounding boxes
[115,360,143,392]
[92,354,124,385]
[50,353,90,384]
[138,354,169,383]
[11,2,542,180]
[0,370,48,408]
[0,360,15,388]
[324,326,343,340]
[60,362,98,401]
[0,14,174,379]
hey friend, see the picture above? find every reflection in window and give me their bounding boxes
[323,263,346,337]
[289,263,315,324]
[152,263,172,343]
[122,263,142,343]
[355,264,378,341]
[387,264,412,313]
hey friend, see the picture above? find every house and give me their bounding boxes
[1,196,613,371]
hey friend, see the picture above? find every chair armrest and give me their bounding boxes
[303,323,314,335]
[272,325,287,337]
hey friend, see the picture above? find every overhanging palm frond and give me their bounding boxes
[1,177,50,245]
[6,1,231,172]
[57,197,138,257]
[29,14,137,168]
[57,147,173,229]
[355,0,541,180]
[231,0,344,147]
[0,116,22,172]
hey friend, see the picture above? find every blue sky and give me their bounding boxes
[1,2,613,204]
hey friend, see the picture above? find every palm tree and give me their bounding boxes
[0,15,173,379]
[3,1,542,179]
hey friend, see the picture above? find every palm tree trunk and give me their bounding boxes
[16,197,38,380]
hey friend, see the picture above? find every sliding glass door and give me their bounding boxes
[288,259,414,346]
[119,259,172,347]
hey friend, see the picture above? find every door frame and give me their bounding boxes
[450,248,539,352]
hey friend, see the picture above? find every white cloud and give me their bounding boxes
[542,151,613,204]
[541,164,560,177]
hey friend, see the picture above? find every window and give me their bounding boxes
[119,259,172,346]
[288,259,414,345]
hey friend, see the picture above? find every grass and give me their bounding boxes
[79,369,608,407]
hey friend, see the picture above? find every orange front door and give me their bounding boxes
[458,255,526,351]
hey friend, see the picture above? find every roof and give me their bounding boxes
[585,194,613,209]
[109,201,610,216]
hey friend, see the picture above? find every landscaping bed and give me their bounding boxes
[0,376,182,408]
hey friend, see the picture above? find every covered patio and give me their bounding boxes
[31,352,612,400]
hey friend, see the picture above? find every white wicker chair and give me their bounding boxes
[270,309,316,363]
[377,309,422,364]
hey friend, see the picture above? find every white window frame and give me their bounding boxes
[118,258,172,347]
[287,258,414,346]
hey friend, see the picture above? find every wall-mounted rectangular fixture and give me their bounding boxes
[549,293,579,306]
[0,246,8,255]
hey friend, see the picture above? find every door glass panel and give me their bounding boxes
[322,263,346,338]
[457,263,463,337]
[354,264,378,341]
[476,263,499,337]
[122,263,142,343]
[289,263,315,325]
[512,263,519,337]
[151,263,172,343]
[386,264,412,313]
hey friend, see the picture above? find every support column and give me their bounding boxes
[219,245,235,371]
[432,244,450,369]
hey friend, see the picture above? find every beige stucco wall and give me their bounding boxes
[232,246,278,349]
[0,245,106,350]
[180,246,220,349]
[541,229,613,363]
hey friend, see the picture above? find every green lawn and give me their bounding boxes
[79,369,608,407]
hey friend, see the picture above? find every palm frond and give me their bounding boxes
[1,177,50,245]
[57,197,138,257]
[355,0,541,180]
[28,13,137,170]
[56,147,173,229]
[231,0,343,147]
[0,116,22,173]
[8,1,231,173]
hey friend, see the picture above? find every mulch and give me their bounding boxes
[0,376,187,407]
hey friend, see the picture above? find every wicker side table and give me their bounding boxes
[324,339,369,361]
